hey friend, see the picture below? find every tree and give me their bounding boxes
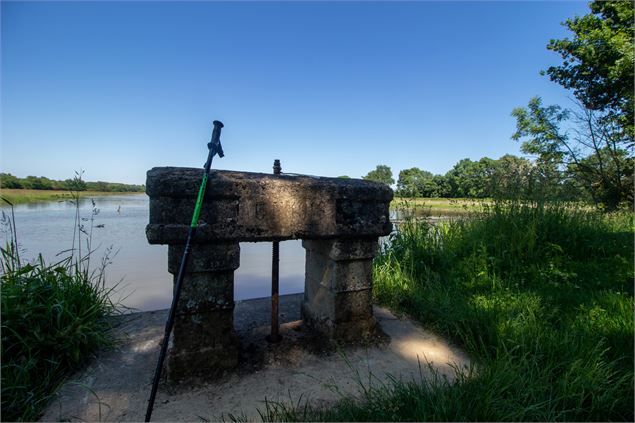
[396,167,428,197]
[512,1,634,210]
[489,154,534,200]
[513,96,633,209]
[432,174,451,198]
[396,168,451,198]
[417,173,442,198]
[544,0,634,138]
[64,177,87,192]
[23,176,55,190]
[0,173,22,189]
[363,165,394,186]
[446,158,496,198]
[86,181,109,192]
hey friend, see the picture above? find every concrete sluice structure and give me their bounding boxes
[146,167,393,382]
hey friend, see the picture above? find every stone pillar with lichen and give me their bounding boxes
[302,239,380,342]
[146,167,392,382]
[165,242,240,382]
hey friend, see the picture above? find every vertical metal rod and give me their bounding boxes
[267,159,282,343]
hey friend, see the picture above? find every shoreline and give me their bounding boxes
[0,189,145,206]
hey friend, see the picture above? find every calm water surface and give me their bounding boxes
[1,194,305,311]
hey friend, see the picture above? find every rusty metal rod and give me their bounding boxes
[267,159,282,343]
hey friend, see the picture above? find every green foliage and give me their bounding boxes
[431,174,451,197]
[260,205,634,421]
[445,157,498,198]
[363,165,394,186]
[512,1,634,210]
[2,175,68,190]
[0,172,144,192]
[512,97,633,210]
[84,181,144,192]
[375,205,633,421]
[0,173,23,189]
[64,173,87,191]
[0,253,118,421]
[396,168,433,197]
[489,154,534,199]
[395,155,564,201]
[396,168,451,198]
[544,0,634,138]
[23,176,58,190]
[0,183,120,421]
[512,98,570,159]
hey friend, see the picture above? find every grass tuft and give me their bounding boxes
[260,201,634,421]
[1,177,121,421]
[1,251,120,421]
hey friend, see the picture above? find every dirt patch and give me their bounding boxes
[40,294,469,422]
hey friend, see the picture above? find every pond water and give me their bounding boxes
[0,194,306,312]
[1,195,462,312]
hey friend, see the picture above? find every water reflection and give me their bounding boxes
[0,195,305,312]
[1,195,459,313]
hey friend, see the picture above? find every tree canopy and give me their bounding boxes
[391,155,564,200]
[0,173,144,193]
[512,0,634,210]
[396,168,433,197]
[363,165,395,186]
[544,0,634,138]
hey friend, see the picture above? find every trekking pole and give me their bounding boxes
[145,120,225,422]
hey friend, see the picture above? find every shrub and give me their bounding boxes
[1,188,120,421]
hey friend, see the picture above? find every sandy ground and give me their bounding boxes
[40,294,469,422]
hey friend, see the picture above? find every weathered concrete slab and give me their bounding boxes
[145,167,394,380]
[40,294,470,422]
[146,167,393,243]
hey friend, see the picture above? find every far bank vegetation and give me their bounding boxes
[0,172,144,193]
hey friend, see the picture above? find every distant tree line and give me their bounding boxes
[363,154,587,202]
[0,173,145,192]
[364,1,633,210]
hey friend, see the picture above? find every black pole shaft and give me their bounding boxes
[145,121,223,422]
[267,159,282,343]
[270,241,280,340]
[145,226,196,421]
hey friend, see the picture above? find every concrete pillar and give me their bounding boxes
[147,168,393,381]
[165,242,240,382]
[301,239,379,342]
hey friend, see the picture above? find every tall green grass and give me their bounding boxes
[262,202,634,421]
[1,186,120,421]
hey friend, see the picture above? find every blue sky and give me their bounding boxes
[2,0,589,185]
